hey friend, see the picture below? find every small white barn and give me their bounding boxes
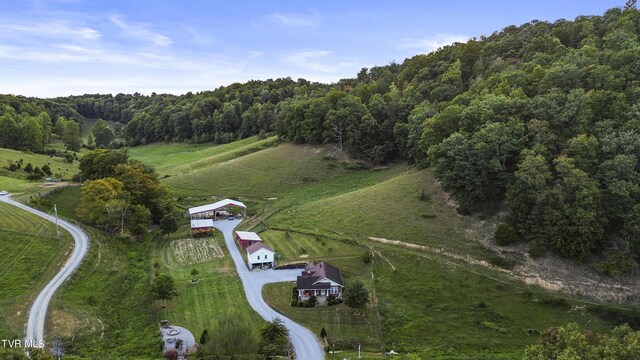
[246,243,275,270]
[190,219,214,230]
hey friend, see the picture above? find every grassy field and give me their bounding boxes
[257,229,363,265]
[268,169,483,255]
[0,146,80,201]
[163,143,361,198]
[152,227,265,356]
[0,201,73,340]
[129,136,277,177]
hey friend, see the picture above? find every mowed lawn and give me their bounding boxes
[152,232,265,356]
[0,201,72,340]
[268,169,484,256]
[257,229,363,265]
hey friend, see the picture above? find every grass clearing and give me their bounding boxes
[0,201,73,340]
[269,169,483,256]
[164,143,355,198]
[129,136,275,177]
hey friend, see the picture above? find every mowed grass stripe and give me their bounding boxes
[129,136,265,176]
[0,202,54,236]
[268,169,484,256]
[165,143,351,198]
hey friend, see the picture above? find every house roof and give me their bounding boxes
[188,198,246,215]
[297,261,344,288]
[296,275,331,290]
[235,231,262,242]
[246,242,274,255]
[190,219,214,229]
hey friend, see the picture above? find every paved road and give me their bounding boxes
[0,195,89,343]
[212,219,324,360]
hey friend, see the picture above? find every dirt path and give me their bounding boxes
[367,236,639,304]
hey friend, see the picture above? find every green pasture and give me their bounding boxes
[0,201,72,340]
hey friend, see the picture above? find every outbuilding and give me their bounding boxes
[235,231,262,249]
[246,243,275,270]
[188,198,246,220]
[190,219,214,230]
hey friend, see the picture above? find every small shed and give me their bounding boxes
[188,198,246,220]
[246,243,274,270]
[235,231,262,249]
[190,219,214,230]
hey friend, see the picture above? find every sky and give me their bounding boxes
[0,0,624,98]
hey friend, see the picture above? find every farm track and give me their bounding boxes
[212,219,325,360]
[0,196,89,343]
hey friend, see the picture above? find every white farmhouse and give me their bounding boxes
[246,243,275,270]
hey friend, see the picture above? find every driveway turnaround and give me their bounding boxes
[0,196,89,344]
[212,219,325,360]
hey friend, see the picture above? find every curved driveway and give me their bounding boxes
[212,219,324,360]
[0,195,89,343]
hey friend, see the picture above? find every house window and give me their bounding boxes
[257,255,260,260]
[331,287,338,294]
[265,254,268,259]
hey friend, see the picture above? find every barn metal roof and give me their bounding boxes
[188,198,246,215]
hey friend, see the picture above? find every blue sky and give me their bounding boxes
[0,0,623,97]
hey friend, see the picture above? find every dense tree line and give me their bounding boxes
[0,95,82,152]
[76,149,175,236]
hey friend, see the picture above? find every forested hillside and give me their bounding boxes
[2,6,639,269]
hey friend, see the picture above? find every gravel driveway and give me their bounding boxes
[212,219,324,360]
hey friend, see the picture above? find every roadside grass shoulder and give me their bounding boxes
[37,187,159,357]
[0,202,73,340]
[49,229,159,358]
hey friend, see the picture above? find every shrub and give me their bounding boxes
[361,251,372,264]
[27,171,44,180]
[290,299,298,307]
[494,223,517,245]
[528,239,545,259]
[42,164,52,176]
[24,163,33,173]
[8,163,17,171]
[191,228,214,237]
[308,295,316,307]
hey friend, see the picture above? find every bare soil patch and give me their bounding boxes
[169,238,224,265]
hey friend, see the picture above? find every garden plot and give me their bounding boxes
[168,238,224,266]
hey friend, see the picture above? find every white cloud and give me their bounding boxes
[284,49,357,73]
[264,11,319,28]
[109,15,172,46]
[398,33,469,53]
[0,21,101,41]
